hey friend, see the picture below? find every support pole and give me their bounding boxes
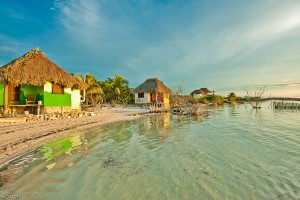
[155,92,158,108]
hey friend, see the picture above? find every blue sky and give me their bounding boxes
[1,0,300,97]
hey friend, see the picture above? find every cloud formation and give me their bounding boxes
[1,0,300,97]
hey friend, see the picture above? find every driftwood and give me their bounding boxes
[245,87,270,109]
[171,104,202,116]
[170,84,201,115]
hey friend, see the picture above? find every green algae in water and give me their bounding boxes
[42,134,83,161]
[1,106,300,199]
[46,163,56,170]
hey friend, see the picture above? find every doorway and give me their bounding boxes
[8,84,20,105]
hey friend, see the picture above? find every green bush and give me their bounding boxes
[198,95,224,105]
[211,95,224,104]
[187,96,198,104]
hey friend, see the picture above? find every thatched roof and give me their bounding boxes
[0,49,87,89]
[191,88,213,94]
[134,78,172,94]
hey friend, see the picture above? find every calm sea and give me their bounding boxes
[1,104,300,199]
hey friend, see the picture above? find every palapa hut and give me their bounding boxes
[191,88,214,98]
[133,78,172,109]
[0,48,87,114]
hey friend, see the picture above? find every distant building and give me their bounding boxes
[191,88,214,98]
[133,78,172,109]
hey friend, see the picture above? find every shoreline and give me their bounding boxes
[0,107,146,166]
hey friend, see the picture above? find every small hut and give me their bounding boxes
[191,88,214,98]
[0,48,87,114]
[133,78,172,109]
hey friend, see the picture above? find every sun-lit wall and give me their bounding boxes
[135,93,150,104]
[0,84,4,106]
[71,89,81,109]
[43,81,71,107]
[163,93,170,109]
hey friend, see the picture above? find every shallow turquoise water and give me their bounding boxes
[1,104,300,200]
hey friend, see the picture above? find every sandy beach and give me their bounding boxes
[0,107,145,166]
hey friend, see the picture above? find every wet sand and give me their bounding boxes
[0,107,145,166]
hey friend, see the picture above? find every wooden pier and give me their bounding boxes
[272,102,300,109]
[263,97,300,102]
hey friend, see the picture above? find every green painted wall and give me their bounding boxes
[0,84,4,106]
[20,85,44,105]
[44,92,71,106]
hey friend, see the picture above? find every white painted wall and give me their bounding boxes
[44,82,72,94]
[192,92,202,98]
[44,81,79,109]
[134,93,150,104]
[71,89,81,109]
[44,81,52,92]
[64,88,72,94]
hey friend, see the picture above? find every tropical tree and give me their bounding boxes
[75,74,103,105]
[99,74,133,104]
[228,92,237,102]
[211,95,225,105]
[115,87,121,101]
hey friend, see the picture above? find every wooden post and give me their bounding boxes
[155,92,158,108]
[37,105,40,115]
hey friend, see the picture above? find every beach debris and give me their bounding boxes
[171,104,202,116]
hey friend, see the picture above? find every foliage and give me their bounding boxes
[75,74,103,106]
[227,92,237,102]
[198,96,212,104]
[199,95,224,105]
[211,95,224,104]
[170,84,198,107]
[99,74,134,105]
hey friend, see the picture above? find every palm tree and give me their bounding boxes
[75,74,103,104]
[115,87,121,102]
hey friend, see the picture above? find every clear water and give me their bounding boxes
[1,104,300,200]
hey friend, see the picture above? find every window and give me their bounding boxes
[138,93,144,98]
[52,83,64,94]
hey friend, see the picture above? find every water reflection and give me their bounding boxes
[42,134,83,161]
[2,105,300,199]
[102,122,134,146]
[0,111,211,187]
[138,114,172,147]
[228,104,239,117]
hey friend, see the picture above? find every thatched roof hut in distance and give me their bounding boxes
[191,87,214,98]
[133,78,171,94]
[0,48,87,89]
[133,78,172,109]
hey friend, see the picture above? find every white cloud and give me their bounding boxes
[49,0,300,95]
[54,0,104,44]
